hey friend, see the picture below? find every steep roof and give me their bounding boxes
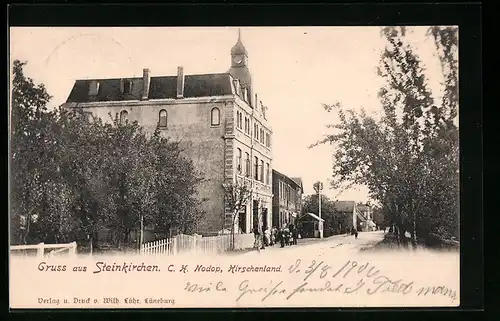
[333,201,356,212]
[272,169,302,191]
[291,177,303,190]
[65,73,234,103]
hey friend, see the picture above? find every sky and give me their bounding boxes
[9,26,445,202]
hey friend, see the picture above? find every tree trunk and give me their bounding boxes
[231,213,236,251]
[89,236,93,255]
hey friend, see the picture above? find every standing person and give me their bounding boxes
[290,224,298,245]
[288,224,294,246]
[264,228,271,247]
[284,225,290,246]
[279,227,285,248]
[253,227,261,251]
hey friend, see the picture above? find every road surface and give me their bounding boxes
[239,230,385,258]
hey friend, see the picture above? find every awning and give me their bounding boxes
[298,212,325,222]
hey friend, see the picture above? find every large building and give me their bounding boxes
[272,170,303,228]
[62,31,273,236]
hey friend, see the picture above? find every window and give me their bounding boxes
[266,163,270,185]
[254,156,259,180]
[260,160,264,183]
[119,110,128,125]
[260,129,265,144]
[211,107,220,126]
[245,118,250,135]
[233,80,240,95]
[122,79,133,94]
[245,152,250,176]
[238,112,243,129]
[265,133,270,147]
[238,210,247,234]
[254,124,258,140]
[237,148,242,174]
[159,109,167,128]
[89,81,99,96]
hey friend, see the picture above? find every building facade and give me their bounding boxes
[61,32,273,236]
[272,170,303,228]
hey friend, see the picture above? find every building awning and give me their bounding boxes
[298,213,325,222]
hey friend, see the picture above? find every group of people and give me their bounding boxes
[253,224,301,250]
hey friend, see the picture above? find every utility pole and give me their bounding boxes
[313,181,324,238]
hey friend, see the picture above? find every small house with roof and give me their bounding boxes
[297,212,324,238]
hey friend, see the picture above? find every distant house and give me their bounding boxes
[357,203,377,231]
[297,212,324,238]
[272,170,303,229]
[332,201,367,232]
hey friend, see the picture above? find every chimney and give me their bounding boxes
[176,66,185,98]
[141,68,150,100]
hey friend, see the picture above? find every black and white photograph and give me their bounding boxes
[9,25,462,308]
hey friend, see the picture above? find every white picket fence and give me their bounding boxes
[10,242,77,257]
[140,233,254,256]
[140,238,176,255]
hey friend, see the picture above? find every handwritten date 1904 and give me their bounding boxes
[289,259,383,282]
[288,259,414,296]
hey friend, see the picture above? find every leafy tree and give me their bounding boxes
[11,60,55,244]
[312,27,458,247]
[223,179,252,249]
[10,60,205,250]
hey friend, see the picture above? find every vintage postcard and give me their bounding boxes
[9,26,460,309]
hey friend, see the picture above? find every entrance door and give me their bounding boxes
[238,209,247,234]
[262,208,268,230]
[253,200,259,231]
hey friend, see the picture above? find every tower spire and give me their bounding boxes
[231,28,247,55]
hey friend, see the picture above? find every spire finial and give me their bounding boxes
[231,27,247,55]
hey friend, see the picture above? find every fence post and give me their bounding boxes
[70,242,77,256]
[192,234,197,254]
[171,237,177,256]
[37,243,44,258]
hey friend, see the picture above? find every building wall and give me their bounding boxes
[63,97,230,235]
[272,172,302,228]
[231,97,273,233]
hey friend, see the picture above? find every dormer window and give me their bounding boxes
[122,79,133,95]
[241,87,247,101]
[232,80,241,95]
[89,81,99,96]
